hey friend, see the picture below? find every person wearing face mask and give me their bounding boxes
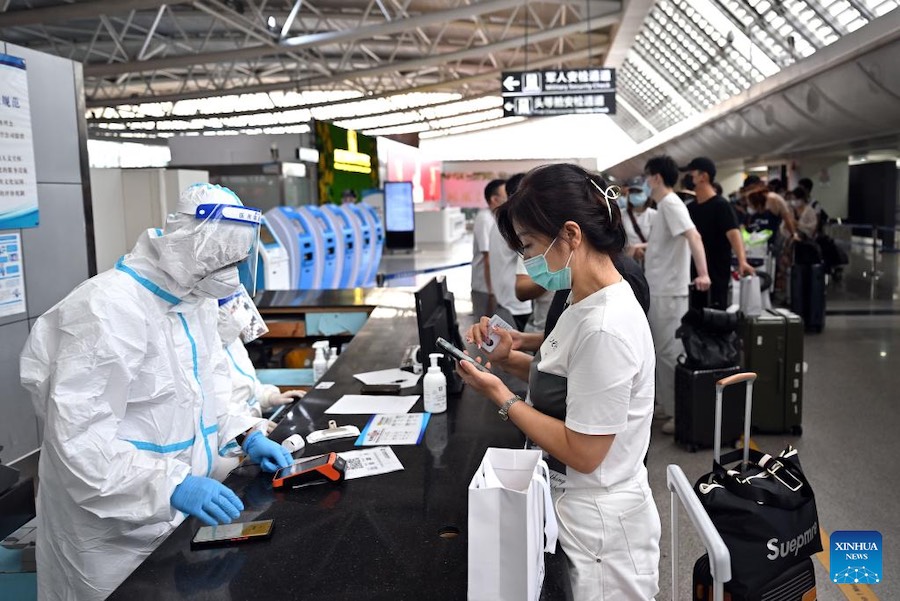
[621,176,657,264]
[212,286,307,480]
[458,163,661,600]
[680,157,754,309]
[20,184,292,601]
[642,156,711,434]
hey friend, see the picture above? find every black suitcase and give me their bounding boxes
[790,263,826,333]
[675,364,743,452]
[741,309,804,434]
[693,553,817,600]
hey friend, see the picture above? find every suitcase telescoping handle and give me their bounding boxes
[714,372,757,466]
[667,465,732,601]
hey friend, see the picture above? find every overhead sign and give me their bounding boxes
[0,54,38,229]
[500,68,616,117]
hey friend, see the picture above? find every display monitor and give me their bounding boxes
[415,276,464,395]
[384,181,415,250]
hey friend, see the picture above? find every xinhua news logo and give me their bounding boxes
[831,530,882,584]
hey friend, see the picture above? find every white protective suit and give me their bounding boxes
[20,184,266,601]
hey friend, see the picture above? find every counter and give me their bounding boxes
[109,289,567,600]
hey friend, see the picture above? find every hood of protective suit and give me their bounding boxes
[149,184,256,294]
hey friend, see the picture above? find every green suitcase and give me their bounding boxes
[741,309,804,434]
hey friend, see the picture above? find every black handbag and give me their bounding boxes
[694,445,823,597]
[676,308,741,369]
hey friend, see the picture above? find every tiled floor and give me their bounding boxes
[392,233,899,600]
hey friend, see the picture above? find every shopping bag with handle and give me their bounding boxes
[467,447,557,601]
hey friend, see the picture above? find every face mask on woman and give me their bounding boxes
[628,192,648,207]
[523,237,573,291]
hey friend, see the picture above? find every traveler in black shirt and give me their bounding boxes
[680,157,754,308]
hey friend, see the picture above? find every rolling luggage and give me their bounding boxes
[692,373,820,600]
[675,364,743,452]
[790,263,826,333]
[741,309,804,435]
[693,554,817,600]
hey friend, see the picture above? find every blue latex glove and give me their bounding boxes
[242,431,293,473]
[171,475,244,527]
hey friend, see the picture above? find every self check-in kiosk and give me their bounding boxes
[265,206,318,289]
[322,204,359,289]
[297,206,339,289]
[255,217,291,290]
[344,203,373,287]
[361,203,384,286]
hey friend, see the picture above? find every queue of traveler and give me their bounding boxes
[464,156,839,599]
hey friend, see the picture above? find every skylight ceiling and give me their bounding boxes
[609,0,898,141]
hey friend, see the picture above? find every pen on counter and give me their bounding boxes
[269,404,288,423]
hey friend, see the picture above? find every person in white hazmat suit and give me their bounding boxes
[19,184,293,601]
[212,287,306,480]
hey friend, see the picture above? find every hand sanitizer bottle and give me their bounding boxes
[312,341,329,382]
[423,353,447,414]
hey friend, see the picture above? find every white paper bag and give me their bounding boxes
[739,275,763,317]
[467,448,558,601]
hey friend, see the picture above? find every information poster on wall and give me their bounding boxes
[0,232,26,317]
[0,54,38,229]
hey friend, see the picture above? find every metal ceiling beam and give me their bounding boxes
[279,0,554,49]
[0,0,194,28]
[86,42,610,108]
[84,0,565,77]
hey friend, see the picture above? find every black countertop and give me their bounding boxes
[109,299,567,600]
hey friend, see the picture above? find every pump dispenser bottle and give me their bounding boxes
[312,341,329,381]
[423,353,447,414]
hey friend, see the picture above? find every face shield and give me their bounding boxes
[191,202,262,297]
[218,284,269,344]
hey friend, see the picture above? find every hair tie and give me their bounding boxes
[588,178,618,221]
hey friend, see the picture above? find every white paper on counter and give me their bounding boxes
[324,394,419,415]
[352,368,421,388]
[338,447,404,480]
[355,413,431,446]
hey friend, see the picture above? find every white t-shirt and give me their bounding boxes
[644,192,695,297]
[471,208,493,293]
[623,207,657,248]
[536,280,655,488]
[516,257,553,332]
[489,225,531,316]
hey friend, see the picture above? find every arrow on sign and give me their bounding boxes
[504,102,515,111]
[502,75,521,92]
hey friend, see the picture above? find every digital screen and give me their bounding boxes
[259,224,277,246]
[384,182,415,233]
[193,520,273,543]
[275,455,331,480]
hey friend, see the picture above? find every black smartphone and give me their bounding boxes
[190,519,275,550]
[360,383,401,395]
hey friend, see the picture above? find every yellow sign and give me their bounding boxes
[334,129,372,174]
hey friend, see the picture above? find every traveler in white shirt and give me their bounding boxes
[470,179,506,318]
[458,163,661,600]
[621,175,657,263]
[488,176,531,330]
[643,156,711,435]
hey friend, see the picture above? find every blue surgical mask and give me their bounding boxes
[523,237,573,291]
[629,192,648,207]
[641,179,652,199]
[616,195,628,209]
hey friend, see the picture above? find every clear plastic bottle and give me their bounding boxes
[423,353,447,414]
[327,346,338,369]
[312,341,329,382]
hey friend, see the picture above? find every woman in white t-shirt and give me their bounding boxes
[459,163,660,600]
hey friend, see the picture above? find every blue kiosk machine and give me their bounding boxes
[296,205,339,289]
[321,204,361,289]
[265,206,318,289]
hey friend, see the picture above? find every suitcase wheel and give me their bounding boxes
[791,425,803,436]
